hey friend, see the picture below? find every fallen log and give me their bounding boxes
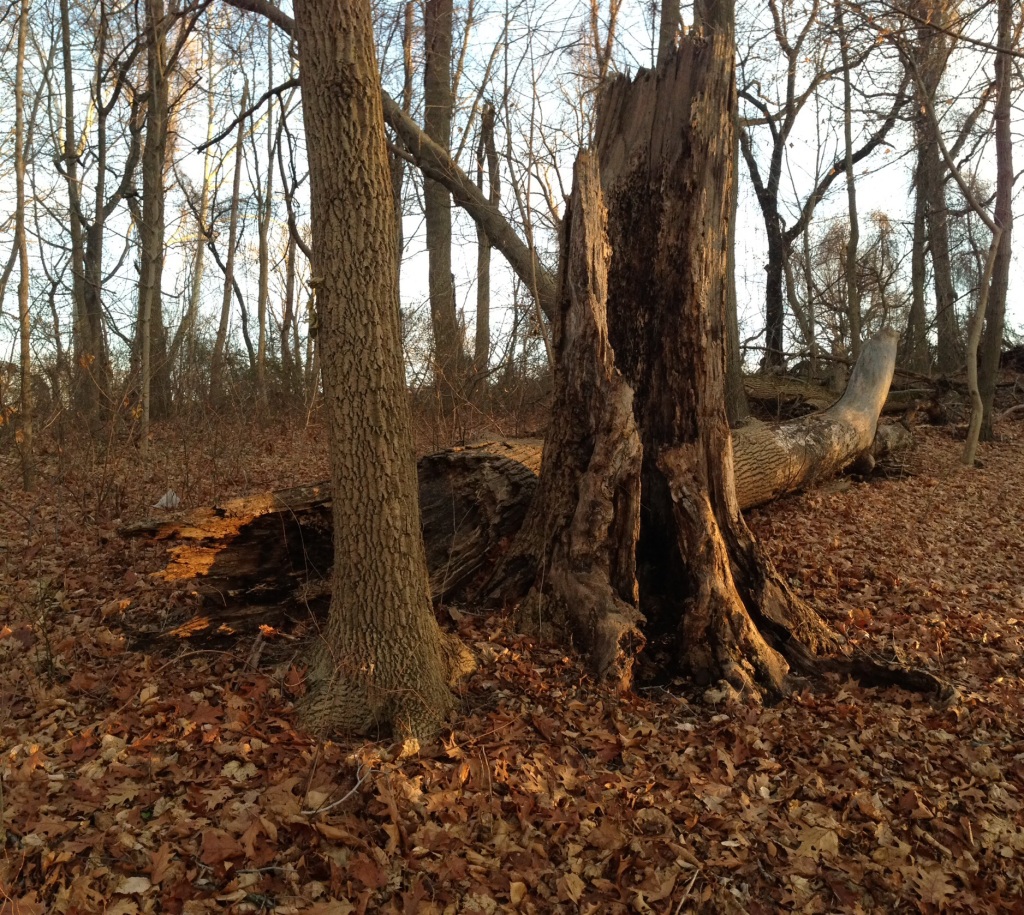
[124,335,907,637]
[731,329,902,508]
[123,443,540,638]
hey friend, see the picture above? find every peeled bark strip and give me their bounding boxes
[487,153,644,685]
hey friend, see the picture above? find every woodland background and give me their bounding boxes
[1,0,1024,912]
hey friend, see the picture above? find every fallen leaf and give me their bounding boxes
[114,876,152,895]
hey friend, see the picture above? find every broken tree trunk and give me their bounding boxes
[481,57,827,695]
[732,328,900,508]
[481,37,944,700]
[480,152,646,687]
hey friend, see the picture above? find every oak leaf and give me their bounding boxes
[200,828,244,866]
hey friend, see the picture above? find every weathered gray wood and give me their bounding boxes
[731,329,900,508]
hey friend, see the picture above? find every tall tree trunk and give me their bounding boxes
[909,2,959,374]
[424,0,463,423]
[658,0,680,62]
[58,0,89,417]
[763,223,787,368]
[838,1,861,361]
[210,82,248,402]
[925,134,960,373]
[138,0,173,445]
[69,0,125,421]
[280,234,298,402]
[977,0,1013,441]
[255,25,275,406]
[16,0,34,492]
[802,227,819,379]
[389,0,414,262]
[473,100,499,392]
[906,154,930,372]
[168,31,216,378]
[292,0,472,741]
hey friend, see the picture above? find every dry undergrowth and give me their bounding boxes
[1,418,1023,913]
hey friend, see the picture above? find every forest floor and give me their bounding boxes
[1,414,1023,914]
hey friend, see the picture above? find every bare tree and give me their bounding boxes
[209,81,248,400]
[738,0,906,368]
[15,0,35,491]
[56,0,143,422]
[473,99,499,383]
[836,0,863,361]
[977,0,1015,440]
[167,26,217,380]
[423,0,464,422]
[883,0,1017,459]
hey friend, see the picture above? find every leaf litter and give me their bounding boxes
[1,421,1023,913]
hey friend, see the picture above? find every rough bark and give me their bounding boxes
[137,0,173,430]
[489,37,938,699]
[634,38,827,690]
[977,0,1013,441]
[291,0,472,741]
[483,154,645,685]
[423,0,464,418]
[701,0,748,423]
[195,0,944,706]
